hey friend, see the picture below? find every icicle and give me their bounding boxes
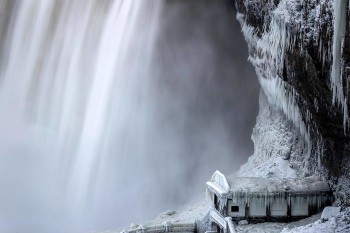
[314,98,319,112]
[344,98,349,134]
[331,0,348,131]
[235,1,330,173]
[319,38,323,60]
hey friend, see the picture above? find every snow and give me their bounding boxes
[101,1,350,232]
[236,222,286,233]
[280,215,350,233]
[237,0,350,175]
[236,215,313,232]
[321,207,341,221]
[226,217,237,233]
[238,220,249,226]
[114,201,346,233]
[108,178,338,233]
[150,197,209,226]
[281,217,337,233]
[207,170,230,195]
[238,156,297,180]
[235,213,323,233]
[235,210,350,233]
[236,91,306,179]
[99,197,208,233]
[153,0,350,231]
[236,2,321,174]
[223,176,330,197]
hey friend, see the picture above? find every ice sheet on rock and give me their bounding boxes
[237,3,312,171]
[236,0,334,173]
[236,91,305,179]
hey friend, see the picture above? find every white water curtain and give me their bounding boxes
[0,1,162,232]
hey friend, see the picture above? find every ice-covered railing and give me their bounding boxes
[117,222,196,233]
[227,191,333,209]
[196,209,210,233]
[204,206,237,233]
[225,217,237,233]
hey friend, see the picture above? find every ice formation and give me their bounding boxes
[236,0,350,177]
[237,91,306,179]
[321,206,341,221]
[233,0,350,230]
[236,4,319,174]
[147,0,350,231]
[331,0,348,131]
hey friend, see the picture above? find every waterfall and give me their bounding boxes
[0,1,163,232]
[0,0,258,232]
[69,0,162,211]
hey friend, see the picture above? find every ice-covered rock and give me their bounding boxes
[321,206,341,222]
[237,91,302,179]
[159,210,176,219]
[238,220,249,226]
[235,0,350,206]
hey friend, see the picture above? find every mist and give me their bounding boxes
[0,1,259,232]
[146,0,260,210]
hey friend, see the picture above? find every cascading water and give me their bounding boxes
[0,1,163,232]
[69,0,162,211]
[0,0,259,232]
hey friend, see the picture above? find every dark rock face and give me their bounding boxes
[235,0,350,205]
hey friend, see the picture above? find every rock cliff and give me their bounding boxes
[234,0,350,205]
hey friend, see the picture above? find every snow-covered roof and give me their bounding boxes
[207,171,331,197]
[206,170,230,196]
[227,176,330,195]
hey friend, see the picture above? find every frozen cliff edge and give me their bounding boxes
[234,0,350,206]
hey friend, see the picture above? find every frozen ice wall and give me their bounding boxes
[0,0,259,232]
[235,0,350,206]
